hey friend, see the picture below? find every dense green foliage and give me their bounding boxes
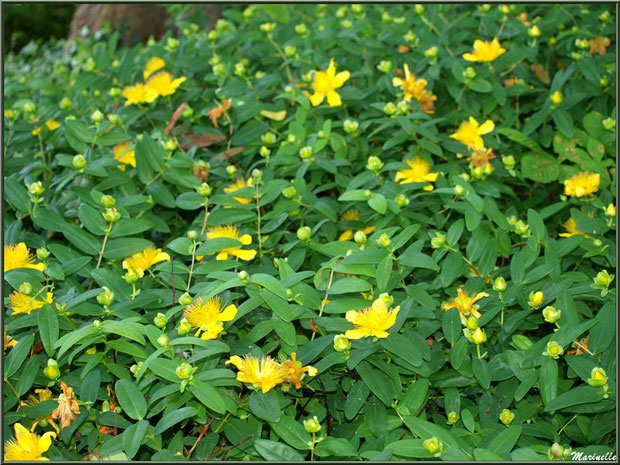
[2,4,616,462]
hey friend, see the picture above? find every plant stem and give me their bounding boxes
[255,182,262,257]
[186,240,198,292]
[88,222,113,290]
[312,267,335,341]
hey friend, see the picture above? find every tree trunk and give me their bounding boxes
[67,4,222,45]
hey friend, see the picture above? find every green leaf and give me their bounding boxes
[4,177,30,212]
[55,325,98,359]
[357,361,393,406]
[398,249,439,270]
[544,385,604,412]
[402,415,460,451]
[254,439,303,461]
[176,192,204,210]
[269,414,312,450]
[153,407,197,435]
[368,193,387,214]
[387,439,433,458]
[487,426,522,454]
[61,223,102,255]
[122,420,149,459]
[78,203,108,235]
[469,78,493,93]
[442,308,461,345]
[272,314,297,346]
[376,255,393,292]
[344,380,370,420]
[249,390,281,422]
[5,334,34,378]
[195,237,243,257]
[115,379,147,420]
[101,320,145,344]
[521,152,560,183]
[314,437,358,458]
[329,277,371,295]
[190,381,226,414]
[539,357,558,406]
[148,358,180,383]
[103,238,153,260]
[552,108,574,137]
[81,368,101,404]
[472,358,491,390]
[38,304,59,357]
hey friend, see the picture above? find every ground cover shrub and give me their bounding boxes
[2,3,616,461]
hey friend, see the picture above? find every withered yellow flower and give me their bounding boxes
[559,217,590,238]
[143,57,165,80]
[4,423,55,461]
[146,71,186,97]
[121,83,158,106]
[112,141,136,170]
[345,297,400,339]
[308,59,350,107]
[206,225,257,261]
[450,116,495,150]
[564,172,600,198]
[443,287,489,323]
[122,246,171,278]
[226,355,288,393]
[183,296,237,340]
[4,243,46,272]
[281,352,318,389]
[394,157,438,191]
[463,38,506,63]
[51,382,80,429]
[224,177,253,204]
[9,291,53,315]
[392,64,437,114]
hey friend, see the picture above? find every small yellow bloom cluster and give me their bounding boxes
[392,64,437,114]
[122,57,186,106]
[563,172,600,198]
[345,294,400,339]
[226,352,317,393]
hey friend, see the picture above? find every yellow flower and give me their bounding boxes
[224,177,253,204]
[112,142,136,170]
[51,382,80,429]
[121,83,158,106]
[308,59,350,107]
[338,210,375,241]
[21,389,60,435]
[143,56,165,80]
[4,422,55,461]
[392,64,437,114]
[122,246,171,278]
[443,288,489,323]
[450,116,495,149]
[345,298,400,339]
[9,291,53,316]
[146,71,187,97]
[4,331,17,350]
[463,38,506,63]
[206,225,257,261]
[45,119,60,131]
[281,352,317,389]
[4,243,46,272]
[563,172,600,198]
[226,355,288,393]
[183,296,237,340]
[559,217,590,238]
[394,157,438,191]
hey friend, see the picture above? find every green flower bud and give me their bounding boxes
[187,230,199,241]
[499,409,515,426]
[226,165,237,176]
[303,416,321,433]
[195,183,212,197]
[97,287,114,306]
[528,25,541,38]
[404,31,417,44]
[92,319,102,329]
[317,130,326,139]
[472,327,487,345]
[90,110,104,124]
[299,146,314,160]
[297,226,312,242]
[376,233,391,248]
[395,193,409,207]
[529,291,544,309]
[286,133,297,144]
[43,365,60,380]
[463,66,476,80]
[514,220,530,237]
[108,87,121,98]
[85,57,96,71]
[423,437,443,456]
[512,334,533,350]
[59,97,72,110]
[354,231,367,247]
[154,313,168,328]
[234,62,246,76]
[157,334,170,348]
[166,37,180,49]
[550,91,563,106]
[282,186,297,199]
[447,412,459,425]
[23,101,36,113]
[490,277,506,292]
[502,155,516,169]
[4,109,16,121]
[259,146,271,158]
[260,22,275,33]
[343,119,359,133]
[377,60,392,73]
[284,45,297,57]
[465,316,478,331]
[542,341,564,359]
[102,207,121,223]
[177,318,191,336]
[237,270,250,282]
[178,292,193,306]
[549,443,564,459]
[176,362,193,380]
[593,270,614,289]
[414,4,425,14]
[27,181,44,196]
[19,282,33,295]
[599,10,611,22]
[130,362,143,376]
[72,154,87,170]
[587,367,608,387]
[351,4,363,14]
[562,447,573,460]
[542,306,561,324]
[295,24,308,35]
[424,46,438,58]
[251,169,262,181]
[453,184,466,196]
[334,334,352,352]
[163,139,177,152]
[383,102,397,115]
[367,156,384,173]
[364,189,374,199]
[602,117,616,131]
[396,101,409,114]
[430,232,446,249]
[181,105,194,118]
[36,247,51,261]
